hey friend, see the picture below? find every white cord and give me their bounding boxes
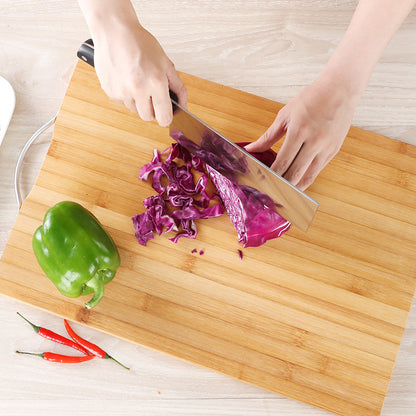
[14,115,57,209]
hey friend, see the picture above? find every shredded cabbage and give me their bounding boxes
[132,139,290,248]
[132,144,223,245]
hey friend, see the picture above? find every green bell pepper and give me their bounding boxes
[32,201,120,309]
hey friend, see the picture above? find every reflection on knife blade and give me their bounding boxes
[206,163,291,247]
[171,129,285,211]
[170,129,248,180]
[170,130,291,247]
[169,101,319,232]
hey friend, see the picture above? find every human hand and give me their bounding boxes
[93,23,187,127]
[245,78,358,190]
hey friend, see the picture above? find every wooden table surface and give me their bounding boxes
[1,1,415,415]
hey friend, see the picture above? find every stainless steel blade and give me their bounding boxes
[169,101,319,232]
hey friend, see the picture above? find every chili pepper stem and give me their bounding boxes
[64,319,129,370]
[16,350,96,363]
[17,312,40,333]
[16,350,42,358]
[17,312,91,355]
[105,353,130,370]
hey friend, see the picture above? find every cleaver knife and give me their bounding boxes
[77,39,319,231]
[169,99,319,232]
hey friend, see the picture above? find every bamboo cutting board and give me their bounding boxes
[1,60,416,416]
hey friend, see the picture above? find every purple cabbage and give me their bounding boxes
[206,165,290,247]
[203,140,291,247]
[132,144,223,245]
[132,141,290,248]
[170,130,248,180]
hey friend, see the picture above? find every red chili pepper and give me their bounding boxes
[17,312,90,356]
[64,319,129,370]
[16,350,96,363]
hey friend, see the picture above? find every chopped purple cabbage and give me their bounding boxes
[132,144,223,245]
[206,165,290,247]
[132,140,290,248]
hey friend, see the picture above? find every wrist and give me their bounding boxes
[316,32,375,106]
[317,62,366,106]
[79,0,141,41]
[307,65,363,122]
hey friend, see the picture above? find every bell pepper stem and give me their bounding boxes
[84,273,105,309]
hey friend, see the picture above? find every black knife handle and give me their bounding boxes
[77,38,95,67]
[76,39,178,108]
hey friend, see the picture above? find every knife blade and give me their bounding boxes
[169,99,319,232]
[77,39,319,231]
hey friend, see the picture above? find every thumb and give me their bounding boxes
[245,113,286,153]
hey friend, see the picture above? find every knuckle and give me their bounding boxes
[327,147,338,160]
[149,71,166,88]
[304,171,317,187]
[289,168,303,184]
[167,59,176,71]
[261,128,275,146]
[299,176,314,190]
[273,158,289,174]
[178,84,188,99]
[297,124,311,140]
[261,130,272,143]
[275,111,286,124]
[131,78,145,95]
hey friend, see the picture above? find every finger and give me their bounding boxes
[166,64,188,108]
[152,85,173,127]
[296,153,326,190]
[282,143,318,187]
[135,95,155,122]
[298,149,338,190]
[270,126,303,176]
[124,98,138,114]
[245,115,286,153]
[108,94,123,106]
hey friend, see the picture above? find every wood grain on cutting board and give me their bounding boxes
[1,60,416,416]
